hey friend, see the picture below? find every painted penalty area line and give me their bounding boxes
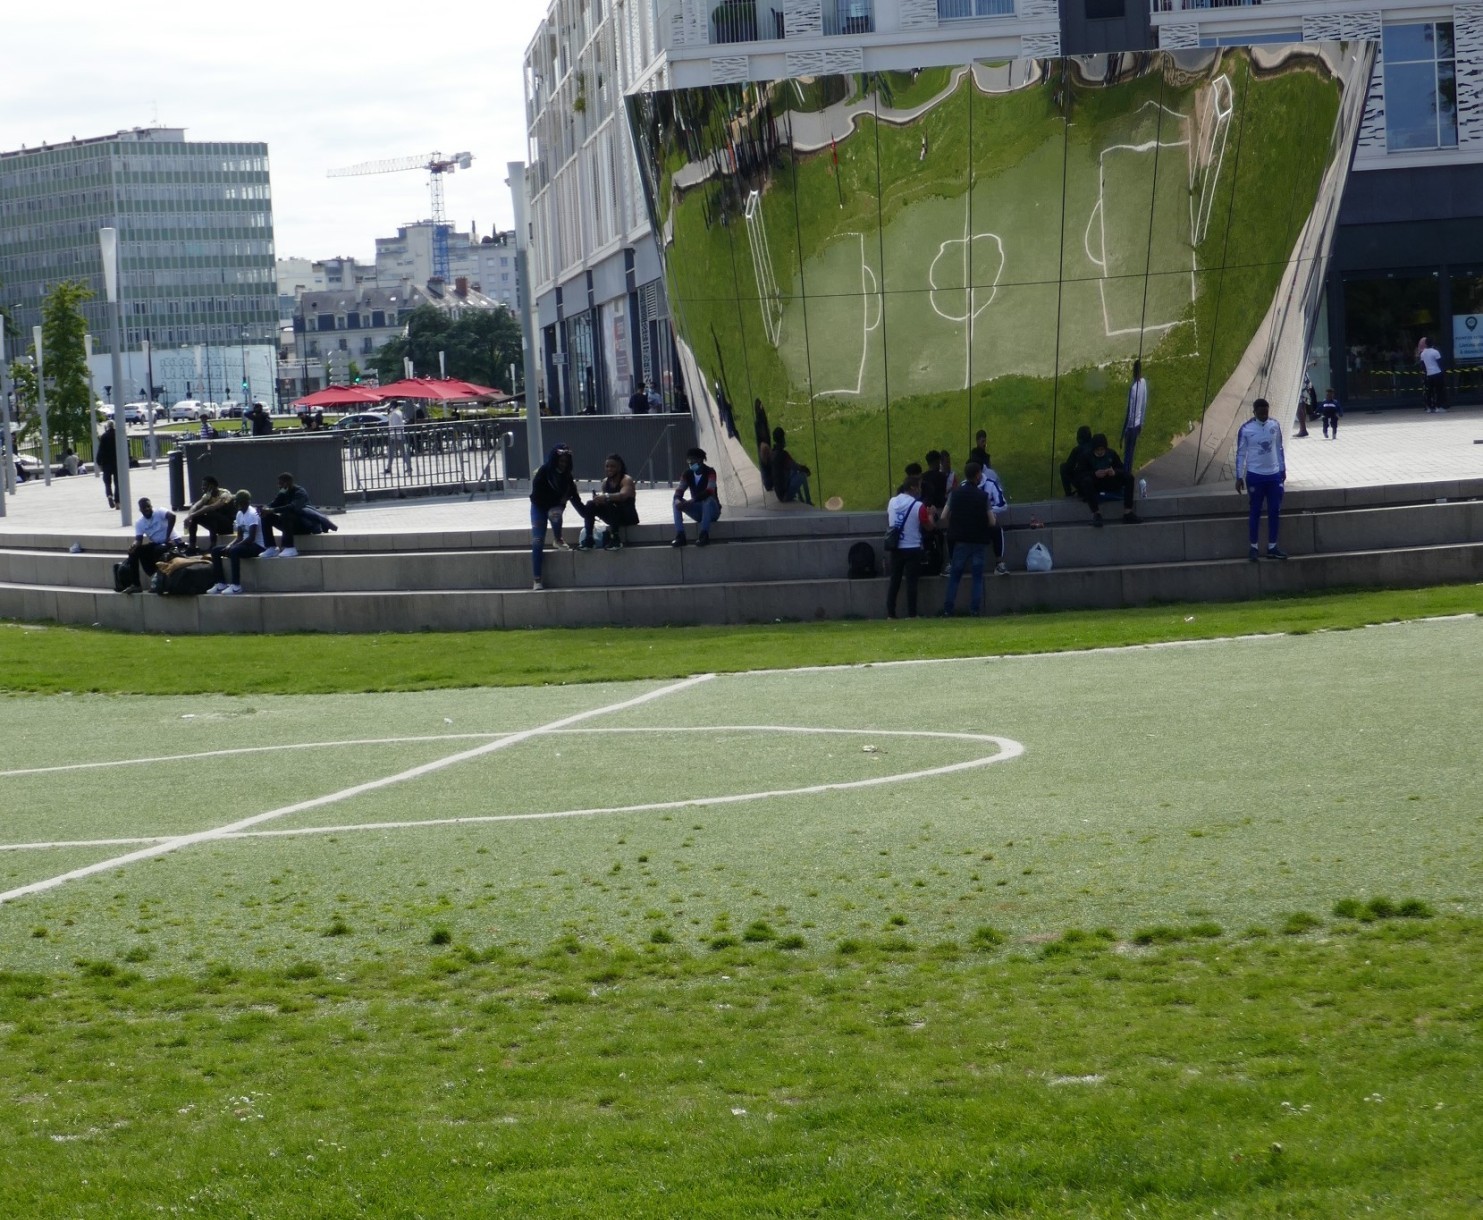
[0,674,714,906]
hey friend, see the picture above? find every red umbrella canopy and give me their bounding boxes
[373,377,491,402]
[293,385,385,408]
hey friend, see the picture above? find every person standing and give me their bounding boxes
[1417,338,1447,412]
[672,447,721,546]
[1235,397,1287,561]
[939,460,994,617]
[528,444,585,589]
[1320,387,1342,439]
[977,453,1011,575]
[628,381,650,415]
[1123,359,1147,473]
[384,404,411,475]
[97,422,120,509]
[885,465,933,620]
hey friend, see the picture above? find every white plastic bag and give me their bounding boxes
[1025,541,1053,573]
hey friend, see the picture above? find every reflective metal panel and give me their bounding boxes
[629,43,1374,508]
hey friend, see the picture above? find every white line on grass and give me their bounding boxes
[0,733,511,779]
[0,727,1024,854]
[0,674,714,905]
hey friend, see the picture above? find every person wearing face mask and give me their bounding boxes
[672,447,721,547]
[528,443,586,590]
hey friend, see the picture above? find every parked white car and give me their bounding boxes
[169,400,206,421]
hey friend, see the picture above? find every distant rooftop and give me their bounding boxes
[0,126,188,160]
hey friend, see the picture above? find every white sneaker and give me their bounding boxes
[532,578,544,590]
[206,583,227,595]
[278,547,299,558]
[222,585,243,595]
[260,547,280,558]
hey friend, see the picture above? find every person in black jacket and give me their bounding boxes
[1077,434,1140,528]
[939,460,994,616]
[529,443,585,589]
[258,472,324,557]
[96,422,120,508]
[1060,425,1093,496]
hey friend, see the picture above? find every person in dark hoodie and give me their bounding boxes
[770,427,811,504]
[1060,425,1093,496]
[529,443,585,589]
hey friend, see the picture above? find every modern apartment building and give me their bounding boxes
[523,0,1483,416]
[0,126,278,405]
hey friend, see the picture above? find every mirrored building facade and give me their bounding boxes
[629,45,1374,510]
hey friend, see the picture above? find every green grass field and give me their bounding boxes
[1,592,1481,1214]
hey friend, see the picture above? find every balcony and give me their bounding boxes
[708,0,876,46]
[938,0,1015,17]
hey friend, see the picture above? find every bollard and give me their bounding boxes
[168,448,186,511]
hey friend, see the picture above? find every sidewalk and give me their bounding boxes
[1,407,1477,542]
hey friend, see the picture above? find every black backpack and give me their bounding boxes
[847,541,877,579]
[153,558,217,596]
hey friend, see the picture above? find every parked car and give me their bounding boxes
[218,402,246,419]
[169,400,207,421]
[332,412,390,431]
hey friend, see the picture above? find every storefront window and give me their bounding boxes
[1342,273,1440,403]
[1383,23,1457,152]
[1451,272,1483,401]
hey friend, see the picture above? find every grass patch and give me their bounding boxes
[0,584,1477,695]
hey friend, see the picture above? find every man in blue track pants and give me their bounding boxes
[1235,398,1288,561]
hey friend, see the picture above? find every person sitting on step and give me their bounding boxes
[579,453,639,550]
[672,447,721,547]
[1077,434,1141,528]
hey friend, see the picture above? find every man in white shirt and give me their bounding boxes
[384,404,411,474]
[1123,359,1148,473]
[121,497,176,592]
[207,490,267,595]
[976,455,1011,575]
[1235,398,1287,561]
[1417,338,1446,412]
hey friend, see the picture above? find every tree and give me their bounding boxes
[372,304,523,391]
[36,282,95,457]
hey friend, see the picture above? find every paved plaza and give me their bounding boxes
[0,408,1478,543]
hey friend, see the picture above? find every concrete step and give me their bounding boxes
[6,540,1481,634]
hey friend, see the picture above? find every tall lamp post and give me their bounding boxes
[240,328,251,406]
[84,334,100,471]
[100,228,132,526]
[143,335,158,467]
[32,326,53,487]
[0,326,10,512]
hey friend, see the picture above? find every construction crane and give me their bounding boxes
[328,150,474,283]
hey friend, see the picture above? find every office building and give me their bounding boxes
[0,126,278,405]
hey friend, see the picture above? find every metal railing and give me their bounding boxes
[1148,0,1261,13]
[824,0,875,36]
[338,420,512,499]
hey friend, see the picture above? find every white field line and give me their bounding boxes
[0,674,713,905]
[814,233,882,398]
[0,733,510,780]
[0,728,1025,853]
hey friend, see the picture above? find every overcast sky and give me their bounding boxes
[1,1,553,262]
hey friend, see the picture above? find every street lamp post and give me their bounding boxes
[0,326,10,512]
[240,328,250,406]
[143,335,158,467]
[100,228,132,525]
[32,326,53,487]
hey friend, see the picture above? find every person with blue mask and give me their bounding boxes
[528,443,586,589]
[672,447,721,546]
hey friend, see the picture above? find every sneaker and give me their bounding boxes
[994,562,1008,576]
[1436,407,1448,413]
[1091,514,1104,529]
[1266,546,1289,560]
[696,532,711,547]
[1248,546,1259,563]
[259,547,281,559]
[278,547,299,558]
[577,537,595,552]
[531,578,544,591]
[553,538,572,551]
[671,534,687,548]
[122,584,142,595]
[207,583,228,595]
[222,585,243,595]
[1122,512,1142,524]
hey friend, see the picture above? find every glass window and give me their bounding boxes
[1383,22,1457,152]
[937,0,1013,15]
[1341,273,1440,402]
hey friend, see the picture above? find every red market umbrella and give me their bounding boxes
[373,377,488,402]
[293,384,385,408]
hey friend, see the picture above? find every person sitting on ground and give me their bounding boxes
[1060,425,1093,496]
[183,475,237,551]
[579,453,638,550]
[120,497,177,593]
[61,447,80,477]
[976,453,1011,575]
[257,472,321,557]
[672,447,721,547]
[939,460,995,617]
[770,427,812,504]
[529,443,585,589]
[207,490,266,595]
[1077,433,1140,528]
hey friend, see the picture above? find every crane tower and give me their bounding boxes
[328,150,474,283]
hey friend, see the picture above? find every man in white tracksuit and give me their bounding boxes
[1235,398,1287,561]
